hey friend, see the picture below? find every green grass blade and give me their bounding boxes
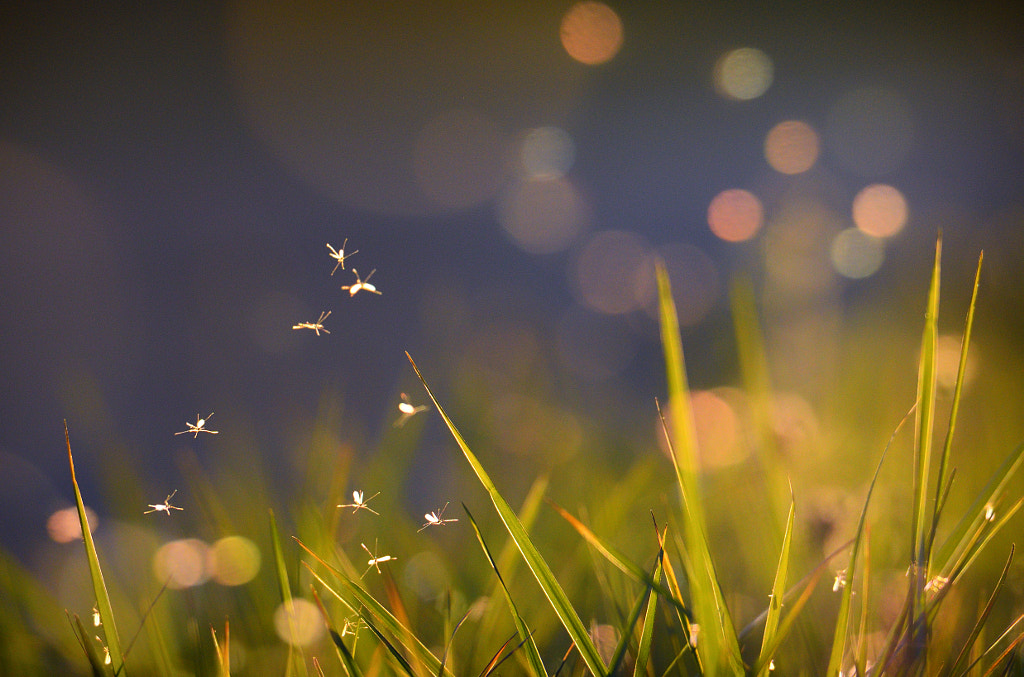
[270,509,308,677]
[944,545,1014,677]
[296,539,451,677]
[66,422,125,675]
[633,550,663,677]
[408,353,608,677]
[825,405,912,676]
[309,585,362,677]
[756,488,795,677]
[928,251,982,568]
[749,565,826,676]
[607,577,654,676]
[464,504,546,677]
[71,613,108,676]
[935,441,1024,571]
[911,236,941,576]
[656,262,743,676]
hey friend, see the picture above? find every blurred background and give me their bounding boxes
[2,0,1024,671]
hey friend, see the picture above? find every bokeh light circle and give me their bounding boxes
[852,184,908,238]
[520,126,576,180]
[830,228,885,279]
[498,178,589,254]
[707,189,764,242]
[560,2,624,66]
[273,599,325,647]
[765,120,820,174]
[209,536,261,586]
[714,47,774,101]
[637,243,720,326]
[47,506,98,543]
[153,538,211,589]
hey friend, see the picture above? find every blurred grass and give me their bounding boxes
[3,242,1024,675]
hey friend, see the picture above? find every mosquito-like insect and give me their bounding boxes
[292,310,331,336]
[92,606,101,627]
[341,268,381,296]
[418,502,458,532]
[144,489,184,516]
[175,413,218,438]
[361,539,396,576]
[340,615,366,638]
[337,490,380,515]
[326,239,358,275]
[394,392,428,427]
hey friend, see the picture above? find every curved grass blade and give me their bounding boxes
[825,405,914,676]
[66,422,125,675]
[756,488,795,677]
[464,504,546,677]
[547,499,685,613]
[408,353,607,677]
[478,631,518,677]
[438,607,472,677]
[309,585,362,677]
[633,549,663,677]
[296,540,451,677]
[958,613,1024,677]
[944,545,1014,677]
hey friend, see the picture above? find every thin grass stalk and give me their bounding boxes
[825,405,914,676]
[464,505,547,677]
[65,422,125,675]
[408,353,608,677]
[296,541,452,677]
[943,545,1014,677]
[607,576,655,676]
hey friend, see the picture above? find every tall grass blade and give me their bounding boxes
[825,405,913,676]
[408,352,608,677]
[65,422,125,675]
[909,236,941,662]
[656,264,743,676]
[756,488,795,677]
[928,251,983,568]
[633,548,663,677]
[750,565,827,676]
[270,509,308,677]
[464,504,546,677]
[296,540,451,677]
[211,620,230,677]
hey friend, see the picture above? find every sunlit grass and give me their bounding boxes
[4,239,1024,675]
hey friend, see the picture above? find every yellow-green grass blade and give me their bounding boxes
[656,264,742,675]
[211,620,230,677]
[309,585,362,677]
[408,353,608,677]
[66,422,125,675]
[72,612,108,676]
[473,474,549,668]
[911,236,941,585]
[464,505,546,677]
[656,528,701,674]
[633,549,663,677]
[958,613,1024,677]
[934,441,1024,572]
[756,489,795,677]
[548,499,691,620]
[825,405,911,676]
[296,540,452,677]
[607,574,655,676]
[749,565,826,676]
[270,509,308,677]
[943,545,1014,677]
[928,251,983,568]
